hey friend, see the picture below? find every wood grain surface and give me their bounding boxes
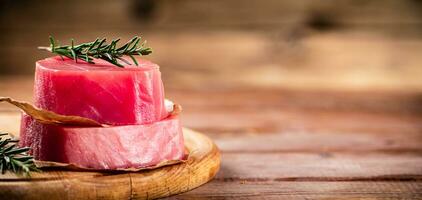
[0,128,220,200]
[1,0,421,198]
[2,0,422,92]
[0,78,421,199]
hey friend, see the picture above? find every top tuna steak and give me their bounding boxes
[34,56,167,125]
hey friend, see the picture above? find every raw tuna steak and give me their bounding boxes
[35,56,167,125]
[20,114,185,169]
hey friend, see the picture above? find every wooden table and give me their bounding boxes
[0,78,421,199]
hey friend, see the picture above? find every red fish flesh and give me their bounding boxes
[20,114,185,169]
[34,56,167,125]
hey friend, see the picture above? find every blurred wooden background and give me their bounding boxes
[1,1,422,199]
[1,0,422,91]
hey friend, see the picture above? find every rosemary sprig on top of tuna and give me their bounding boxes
[0,132,39,176]
[38,36,153,67]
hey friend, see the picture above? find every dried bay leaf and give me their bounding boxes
[1,97,182,127]
[0,97,103,127]
[34,151,189,172]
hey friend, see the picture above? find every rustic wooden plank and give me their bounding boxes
[156,0,422,26]
[0,170,103,181]
[3,108,421,137]
[3,102,421,133]
[2,76,422,114]
[173,181,422,199]
[0,0,128,30]
[167,89,422,114]
[2,77,421,115]
[1,111,421,154]
[1,125,420,198]
[1,0,421,31]
[0,175,133,200]
[217,152,422,180]
[0,129,221,200]
[211,131,422,153]
[182,108,422,134]
[0,1,420,197]
[1,30,422,91]
[2,95,422,132]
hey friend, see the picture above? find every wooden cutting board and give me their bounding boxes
[0,128,221,200]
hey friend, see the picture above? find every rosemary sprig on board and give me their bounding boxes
[0,132,38,176]
[38,36,153,67]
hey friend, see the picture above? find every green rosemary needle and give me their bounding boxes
[0,132,39,176]
[38,36,153,67]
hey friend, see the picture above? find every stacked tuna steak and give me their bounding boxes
[20,57,185,170]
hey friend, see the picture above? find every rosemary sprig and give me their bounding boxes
[38,36,153,67]
[0,132,39,176]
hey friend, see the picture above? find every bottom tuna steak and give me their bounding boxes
[19,114,185,170]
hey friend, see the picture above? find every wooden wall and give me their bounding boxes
[1,0,422,91]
